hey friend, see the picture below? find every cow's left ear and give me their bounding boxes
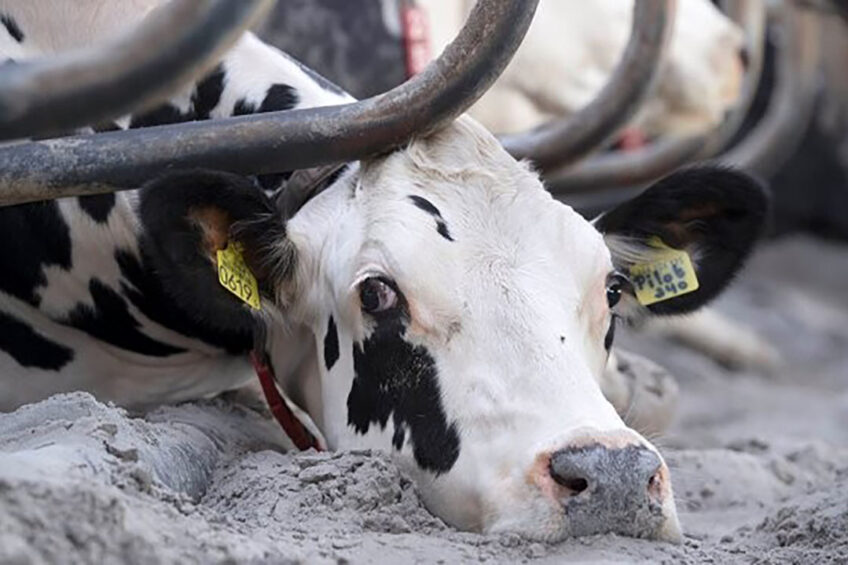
[595,165,770,316]
[138,170,290,333]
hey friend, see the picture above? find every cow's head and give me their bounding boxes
[138,117,767,542]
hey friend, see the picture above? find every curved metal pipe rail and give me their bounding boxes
[719,1,821,177]
[560,0,821,213]
[546,0,769,196]
[546,135,707,195]
[698,0,769,158]
[0,0,539,206]
[0,0,272,141]
[498,0,673,172]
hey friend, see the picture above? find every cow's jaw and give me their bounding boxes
[279,118,681,542]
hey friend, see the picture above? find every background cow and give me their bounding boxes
[0,0,768,542]
[420,0,747,138]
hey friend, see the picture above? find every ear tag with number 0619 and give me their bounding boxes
[629,238,699,306]
[217,242,261,310]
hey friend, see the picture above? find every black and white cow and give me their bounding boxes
[0,1,769,542]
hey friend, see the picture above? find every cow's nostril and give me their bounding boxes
[647,471,663,497]
[548,458,591,494]
[556,476,588,494]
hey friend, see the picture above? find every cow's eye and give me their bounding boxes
[606,271,629,309]
[359,277,399,314]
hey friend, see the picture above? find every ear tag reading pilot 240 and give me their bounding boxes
[629,238,699,306]
[217,242,261,310]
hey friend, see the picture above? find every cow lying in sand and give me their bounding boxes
[0,1,768,541]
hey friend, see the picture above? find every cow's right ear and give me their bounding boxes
[138,170,292,333]
[594,166,769,318]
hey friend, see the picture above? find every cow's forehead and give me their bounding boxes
[355,122,612,303]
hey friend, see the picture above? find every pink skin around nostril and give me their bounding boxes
[647,463,670,501]
[528,452,589,501]
[528,448,672,503]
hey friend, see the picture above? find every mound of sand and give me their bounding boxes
[2,236,847,564]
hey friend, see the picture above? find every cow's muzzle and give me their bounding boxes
[535,433,679,541]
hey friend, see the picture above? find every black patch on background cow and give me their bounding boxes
[78,194,116,224]
[129,104,190,129]
[233,98,255,116]
[116,250,253,355]
[347,312,460,474]
[65,279,186,357]
[260,84,299,113]
[192,65,226,119]
[231,83,299,116]
[0,311,73,370]
[0,201,72,306]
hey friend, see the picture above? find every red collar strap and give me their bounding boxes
[249,351,323,451]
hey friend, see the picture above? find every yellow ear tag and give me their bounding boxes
[216,242,261,310]
[629,238,699,306]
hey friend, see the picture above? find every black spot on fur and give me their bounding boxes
[116,249,253,355]
[78,194,115,224]
[192,65,225,119]
[0,200,71,306]
[323,316,339,371]
[129,65,226,127]
[65,279,186,357]
[409,195,442,218]
[232,84,300,120]
[260,84,299,113]
[0,311,73,370]
[129,103,191,129]
[347,310,460,474]
[233,98,256,116]
[436,221,454,242]
[409,196,455,242]
[1,14,23,42]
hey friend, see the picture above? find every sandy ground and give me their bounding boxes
[1,235,847,564]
